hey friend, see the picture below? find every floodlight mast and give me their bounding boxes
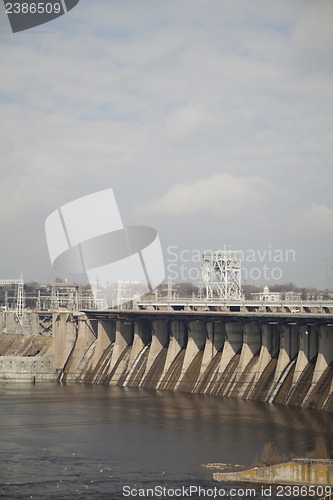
[201,251,242,300]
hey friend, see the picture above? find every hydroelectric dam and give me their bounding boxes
[1,299,333,412]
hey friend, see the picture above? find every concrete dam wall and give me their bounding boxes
[61,310,333,412]
[0,311,55,382]
[213,459,333,486]
[1,310,333,412]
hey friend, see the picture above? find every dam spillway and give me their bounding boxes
[59,306,333,412]
[1,306,333,412]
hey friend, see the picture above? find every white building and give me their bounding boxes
[252,285,281,302]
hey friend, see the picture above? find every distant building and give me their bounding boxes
[45,282,78,294]
[306,292,324,301]
[284,291,302,301]
[54,282,78,294]
[251,285,281,302]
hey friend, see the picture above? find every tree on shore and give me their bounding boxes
[314,437,329,459]
[252,441,283,467]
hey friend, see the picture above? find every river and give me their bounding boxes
[0,383,332,499]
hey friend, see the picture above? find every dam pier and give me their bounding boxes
[1,300,332,412]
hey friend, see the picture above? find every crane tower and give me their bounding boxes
[201,251,242,300]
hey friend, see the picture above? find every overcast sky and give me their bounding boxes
[0,0,332,289]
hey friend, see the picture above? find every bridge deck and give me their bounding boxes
[81,307,333,325]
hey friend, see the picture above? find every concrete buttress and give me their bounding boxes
[218,321,243,375]
[108,321,133,383]
[253,323,279,385]
[303,325,333,405]
[229,321,261,397]
[193,321,225,393]
[201,322,224,375]
[140,320,168,386]
[62,317,98,379]
[53,313,77,371]
[272,324,299,385]
[156,320,186,390]
[290,324,317,388]
[127,320,151,371]
[174,320,206,389]
[92,320,115,369]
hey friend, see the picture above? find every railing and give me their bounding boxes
[292,458,333,465]
[135,298,333,314]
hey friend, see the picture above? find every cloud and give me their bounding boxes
[164,103,222,144]
[0,0,332,287]
[141,172,274,217]
[291,0,333,74]
[300,204,333,235]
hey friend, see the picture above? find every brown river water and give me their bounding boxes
[0,383,332,499]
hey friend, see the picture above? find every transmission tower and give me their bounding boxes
[325,258,333,297]
[17,274,24,323]
[0,273,24,324]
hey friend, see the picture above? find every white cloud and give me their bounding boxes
[299,204,333,235]
[141,172,274,217]
[165,103,222,144]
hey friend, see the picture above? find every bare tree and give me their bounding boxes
[252,441,283,467]
[314,437,329,459]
